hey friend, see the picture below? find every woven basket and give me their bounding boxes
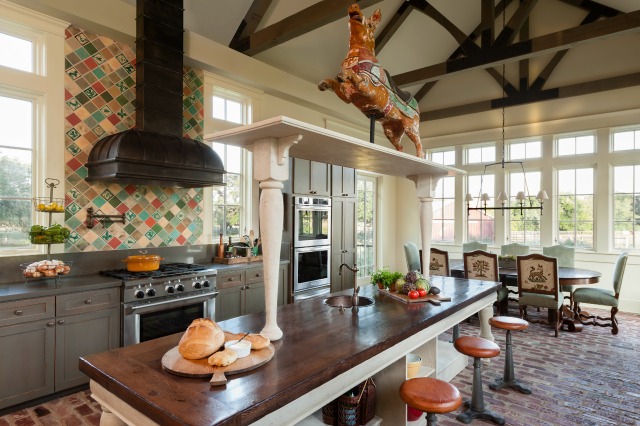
[358,378,376,425]
[337,392,360,426]
[322,399,338,425]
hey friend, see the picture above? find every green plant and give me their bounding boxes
[498,254,516,261]
[370,267,404,289]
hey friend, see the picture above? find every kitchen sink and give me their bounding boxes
[324,295,374,308]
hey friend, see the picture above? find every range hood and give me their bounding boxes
[85,0,225,188]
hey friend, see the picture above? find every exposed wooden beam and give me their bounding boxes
[375,1,413,53]
[236,0,384,56]
[229,0,274,51]
[518,13,530,92]
[394,10,640,87]
[420,72,640,121]
[558,0,621,17]
[494,0,540,47]
[480,0,494,49]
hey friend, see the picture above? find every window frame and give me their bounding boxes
[356,173,377,282]
[507,170,542,247]
[432,175,455,243]
[556,166,595,250]
[466,172,496,244]
[555,132,596,157]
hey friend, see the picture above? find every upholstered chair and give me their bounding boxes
[500,243,530,257]
[516,254,563,337]
[543,245,575,307]
[463,250,508,315]
[463,241,488,253]
[404,242,422,273]
[429,248,450,277]
[573,252,628,335]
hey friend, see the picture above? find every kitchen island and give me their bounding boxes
[79,276,500,426]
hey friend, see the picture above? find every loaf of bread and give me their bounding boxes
[224,331,270,350]
[207,347,238,367]
[178,318,225,359]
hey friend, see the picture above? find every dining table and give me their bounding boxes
[449,259,602,332]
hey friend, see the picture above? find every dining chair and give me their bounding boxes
[542,245,575,308]
[516,254,563,337]
[573,252,628,335]
[463,241,488,253]
[429,248,450,276]
[463,250,509,315]
[404,242,422,272]
[501,243,530,256]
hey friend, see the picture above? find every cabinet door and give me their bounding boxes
[332,165,356,197]
[216,285,243,321]
[293,158,311,194]
[310,161,331,196]
[55,307,119,391]
[278,264,288,306]
[0,319,55,409]
[331,197,357,292]
[244,282,266,316]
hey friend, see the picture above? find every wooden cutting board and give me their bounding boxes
[161,344,275,386]
[378,288,451,304]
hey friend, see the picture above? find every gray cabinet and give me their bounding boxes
[332,165,356,197]
[293,158,331,196]
[0,288,120,410]
[331,197,357,293]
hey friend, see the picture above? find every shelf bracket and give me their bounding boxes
[85,207,126,229]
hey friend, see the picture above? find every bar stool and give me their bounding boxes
[454,336,505,425]
[489,316,532,394]
[399,377,462,426]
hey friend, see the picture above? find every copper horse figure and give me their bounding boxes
[318,4,423,157]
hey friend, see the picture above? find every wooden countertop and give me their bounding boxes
[79,276,499,426]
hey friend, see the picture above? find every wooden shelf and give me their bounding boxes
[296,409,382,426]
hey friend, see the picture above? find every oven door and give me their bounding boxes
[293,245,331,293]
[294,204,331,248]
[122,292,216,347]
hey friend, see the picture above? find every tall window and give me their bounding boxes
[613,165,640,250]
[557,168,594,249]
[467,174,495,243]
[432,176,455,242]
[508,171,542,246]
[356,175,376,279]
[557,133,595,156]
[212,143,242,238]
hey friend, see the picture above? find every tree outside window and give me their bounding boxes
[557,168,594,248]
[356,175,376,279]
[509,171,542,246]
[613,165,640,250]
[212,143,242,238]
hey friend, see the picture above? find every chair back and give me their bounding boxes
[462,241,488,253]
[404,242,421,272]
[463,250,499,281]
[612,252,628,295]
[501,243,530,256]
[429,248,449,276]
[542,245,575,268]
[516,254,560,300]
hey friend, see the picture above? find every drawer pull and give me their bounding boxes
[228,277,235,281]
[245,285,251,289]
[84,299,93,304]
[47,321,54,327]
[14,310,23,316]
[255,273,262,277]
[57,320,65,325]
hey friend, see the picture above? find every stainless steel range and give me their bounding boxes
[100,263,218,346]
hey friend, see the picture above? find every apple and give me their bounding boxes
[408,290,419,299]
[418,289,427,297]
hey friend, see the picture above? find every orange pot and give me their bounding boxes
[122,254,164,272]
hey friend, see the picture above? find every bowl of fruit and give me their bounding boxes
[21,259,72,279]
[34,197,65,212]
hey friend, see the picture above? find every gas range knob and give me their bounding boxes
[193,281,202,290]
[134,290,145,299]
[176,283,185,292]
[146,288,156,297]
[202,280,211,288]
[165,285,175,294]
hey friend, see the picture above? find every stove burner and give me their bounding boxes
[100,263,208,280]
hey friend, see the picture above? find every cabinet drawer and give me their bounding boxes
[0,297,55,326]
[245,267,265,284]
[56,288,119,317]
[217,272,245,289]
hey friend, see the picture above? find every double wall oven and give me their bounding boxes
[292,196,331,301]
[100,263,218,346]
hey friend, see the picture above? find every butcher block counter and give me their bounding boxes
[79,276,500,426]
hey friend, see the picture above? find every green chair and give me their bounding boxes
[543,245,575,308]
[517,254,563,337]
[501,243,529,256]
[404,242,421,273]
[463,241,488,253]
[574,252,628,335]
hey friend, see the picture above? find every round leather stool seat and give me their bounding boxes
[489,316,528,331]
[400,377,462,414]
[454,336,500,359]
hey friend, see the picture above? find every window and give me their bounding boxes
[508,171,542,246]
[612,128,640,152]
[466,144,495,164]
[613,165,640,250]
[509,139,541,160]
[557,168,594,249]
[356,175,376,279]
[432,176,455,242]
[211,143,243,238]
[0,31,33,72]
[557,133,595,156]
[430,149,455,165]
[467,174,495,243]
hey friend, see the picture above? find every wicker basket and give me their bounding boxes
[322,378,376,426]
[322,399,338,425]
[358,378,376,425]
[337,391,360,426]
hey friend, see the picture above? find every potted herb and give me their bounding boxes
[371,267,404,290]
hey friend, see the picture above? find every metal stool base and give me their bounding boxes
[457,400,505,425]
[489,376,532,394]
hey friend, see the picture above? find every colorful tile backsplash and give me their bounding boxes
[64,25,206,252]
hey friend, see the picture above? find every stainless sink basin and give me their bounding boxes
[324,295,375,308]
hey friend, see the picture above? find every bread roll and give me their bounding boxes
[178,318,224,359]
[224,331,270,350]
[207,348,238,366]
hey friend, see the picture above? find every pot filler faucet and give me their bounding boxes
[339,263,360,309]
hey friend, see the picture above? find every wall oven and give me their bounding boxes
[292,245,331,297]
[293,196,331,247]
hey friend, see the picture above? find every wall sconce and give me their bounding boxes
[85,207,126,229]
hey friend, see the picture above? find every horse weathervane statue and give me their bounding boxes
[318,3,424,158]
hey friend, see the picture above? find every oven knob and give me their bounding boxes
[146,288,156,297]
[176,283,185,292]
[134,290,145,299]
[202,280,211,288]
[165,285,175,294]
[193,281,202,290]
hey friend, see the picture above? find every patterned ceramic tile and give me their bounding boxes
[63,25,206,252]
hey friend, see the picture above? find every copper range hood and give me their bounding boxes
[85,0,225,188]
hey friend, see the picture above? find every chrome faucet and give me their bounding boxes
[339,263,360,309]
